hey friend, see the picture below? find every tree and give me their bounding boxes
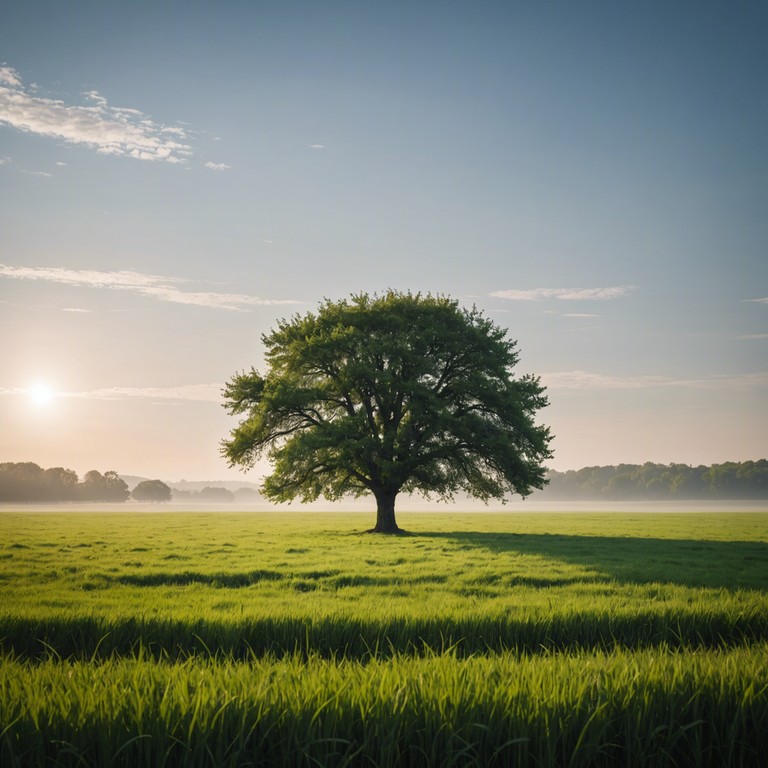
[221,291,553,533]
[0,462,45,502]
[103,471,130,502]
[198,486,235,503]
[131,479,172,503]
[79,470,130,502]
[43,467,79,501]
[233,487,261,502]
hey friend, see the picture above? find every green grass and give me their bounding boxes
[1,510,767,765]
[2,511,766,657]
[2,646,766,767]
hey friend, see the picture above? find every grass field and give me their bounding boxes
[1,510,767,766]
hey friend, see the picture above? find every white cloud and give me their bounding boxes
[737,333,768,340]
[0,264,174,288]
[21,169,52,177]
[491,287,633,301]
[0,65,193,164]
[61,307,91,313]
[562,313,600,318]
[0,263,301,311]
[745,297,768,304]
[309,144,325,149]
[205,161,231,170]
[135,284,300,310]
[62,383,222,403]
[541,371,664,390]
[541,369,768,390]
[0,383,222,403]
[0,155,10,165]
[0,65,22,88]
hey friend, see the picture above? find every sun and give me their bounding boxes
[29,383,55,406]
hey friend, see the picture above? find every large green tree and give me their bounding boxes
[221,292,553,532]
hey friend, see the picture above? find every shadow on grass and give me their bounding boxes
[4,600,767,661]
[113,571,448,589]
[117,570,283,587]
[415,531,768,590]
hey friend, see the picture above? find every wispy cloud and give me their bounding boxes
[308,144,325,149]
[745,297,768,304]
[542,371,665,390]
[135,284,299,310]
[61,307,91,313]
[737,333,768,340]
[0,387,26,397]
[0,263,301,311]
[542,370,768,390]
[205,161,231,171]
[0,64,193,163]
[491,287,633,301]
[1,264,177,289]
[63,383,222,402]
[0,155,10,165]
[562,313,600,318]
[0,383,222,403]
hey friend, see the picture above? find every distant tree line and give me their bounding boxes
[0,463,260,504]
[541,460,768,500]
[0,462,131,502]
[172,487,260,503]
[3,460,766,503]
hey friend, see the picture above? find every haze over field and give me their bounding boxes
[1,1,766,483]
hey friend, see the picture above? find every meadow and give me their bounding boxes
[1,510,767,766]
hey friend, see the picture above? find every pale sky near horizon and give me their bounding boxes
[1,1,766,485]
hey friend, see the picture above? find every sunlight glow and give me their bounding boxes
[29,383,54,406]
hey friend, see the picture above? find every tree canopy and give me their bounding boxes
[221,291,553,532]
[80,470,130,502]
[131,479,172,503]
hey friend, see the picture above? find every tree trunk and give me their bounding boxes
[370,488,403,534]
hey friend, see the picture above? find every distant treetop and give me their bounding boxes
[131,479,172,503]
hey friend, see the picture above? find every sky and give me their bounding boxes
[1,0,766,486]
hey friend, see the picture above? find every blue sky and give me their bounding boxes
[1,1,766,483]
